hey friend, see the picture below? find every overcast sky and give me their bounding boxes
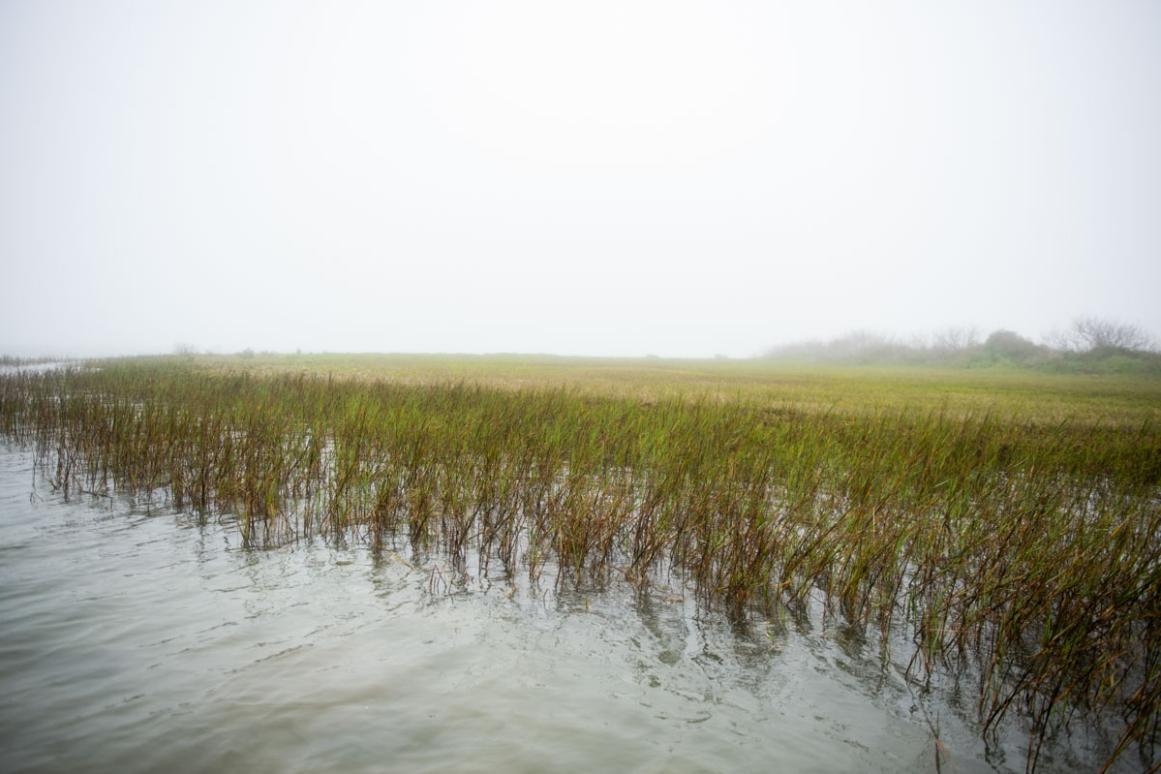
[2,0,1158,357]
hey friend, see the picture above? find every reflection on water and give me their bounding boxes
[0,448,1122,773]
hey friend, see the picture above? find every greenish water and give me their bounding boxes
[0,448,1125,773]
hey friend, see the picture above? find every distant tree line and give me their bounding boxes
[763,317,1159,373]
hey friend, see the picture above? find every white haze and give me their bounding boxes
[2,0,1159,358]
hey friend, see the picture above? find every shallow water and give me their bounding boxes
[0,361,75,375]
[0,447,1126,773]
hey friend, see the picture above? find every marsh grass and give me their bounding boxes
[1,361,1158,771]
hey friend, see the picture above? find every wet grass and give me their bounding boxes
[2,358,1159,770]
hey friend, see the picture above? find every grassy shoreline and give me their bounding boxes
[2,356,1158,769]
[116,352,1161,422]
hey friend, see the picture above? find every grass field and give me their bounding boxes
[173,351,1161,422]
[2,354,1159,769]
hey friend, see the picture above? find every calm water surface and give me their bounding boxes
[0,447,1119,772]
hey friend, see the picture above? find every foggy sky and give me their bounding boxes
[2,0,1159,358]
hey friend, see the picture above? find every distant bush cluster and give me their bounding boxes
[764,317,1160,374]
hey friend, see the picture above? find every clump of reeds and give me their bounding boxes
[0,362,1158,771]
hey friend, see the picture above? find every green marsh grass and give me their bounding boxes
[1,359,1159,771]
